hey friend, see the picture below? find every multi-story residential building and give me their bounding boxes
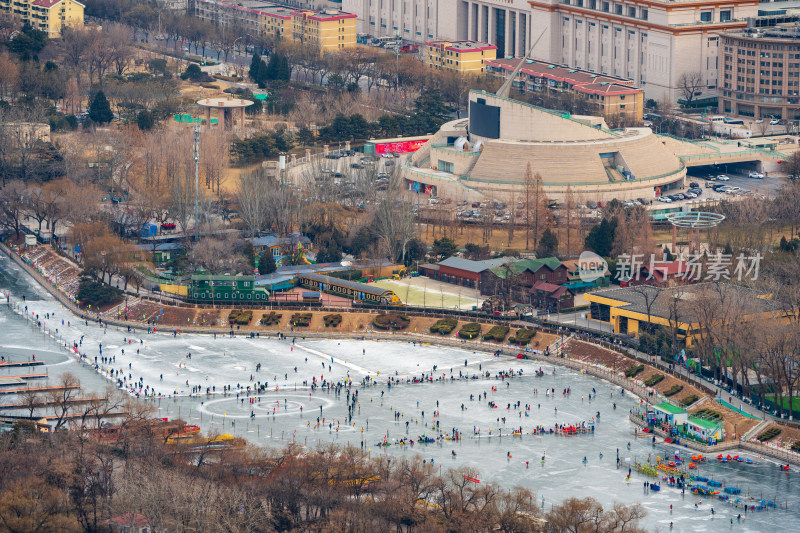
[0,0,84,37]
[424,39,496,72]
[486,57,644,122]
[528,0,760,102]
[719,23,800,120]
[193,0,356,51]
[291,8,357,51]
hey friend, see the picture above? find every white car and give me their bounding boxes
[748,171,764,179]
[658,196,673,203]
[716,175,730,181]
[770,119,780,125]
[754,119,764,124]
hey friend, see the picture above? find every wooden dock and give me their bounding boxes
[0,360,45,368]
[0,384,80,395]
[0,397,109,410]
[0,374,48,386]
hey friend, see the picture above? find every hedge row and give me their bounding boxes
[644,374,664,387]
[323,314,342,327]
[326,269,363,281]
[290,313,313,327]
[625,365,645,378]
[509,328,536,346]
[664,385,683,397]
[483,325,510,342]
[757,427,782,442]
[681,394,699,406]
[373,313,410,330]
[693,408,723,422]
[228,309,252,325]
[430,318,458,335]
[260,311,282,326]
[458,323,482,340]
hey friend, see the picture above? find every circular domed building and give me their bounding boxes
[402,90,686,202]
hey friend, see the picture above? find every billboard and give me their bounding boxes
[374,138,428,154]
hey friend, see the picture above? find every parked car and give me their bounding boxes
[716,175,730,181]
[705,174,717,181]
[658,196,673,203]
[587,200,598,209]
[689,182,700,189]
[325,153,342,159]
[770,119,780,125]
[748,171,764,179]
[351,162,365,169]
[688,188,702,197]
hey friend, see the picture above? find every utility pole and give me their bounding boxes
[394,32,400,92]
[194,124,200,243]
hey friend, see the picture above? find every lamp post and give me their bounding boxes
[193,124,199,243]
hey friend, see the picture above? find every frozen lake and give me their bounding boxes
[1,254,799,532]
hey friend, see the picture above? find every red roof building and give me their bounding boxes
[105,513,150,533]
[530,280,574,312]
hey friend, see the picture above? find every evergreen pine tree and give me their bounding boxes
[249,53,262,82]
[260,251,276,274]
[88,91,113,124]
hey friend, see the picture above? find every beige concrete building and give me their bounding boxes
[401,90,686,202]
[424,40,496,72]
[193,0,356,51]
[527,0,760,102]
[719,23,800,120]
[0,0,84,37]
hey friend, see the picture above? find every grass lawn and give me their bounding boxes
[371,279,484,310]
[765,395,800,412]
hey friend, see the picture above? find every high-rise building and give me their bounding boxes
[0,0,85,37]
[719,23,800,120]
[528,0,760,102]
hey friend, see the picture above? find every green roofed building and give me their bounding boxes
[189,275,269,303]
[480,257,567,303]
[652,402,688,426]
[683,416,724,444]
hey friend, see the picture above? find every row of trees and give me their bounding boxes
[0,415,647,532]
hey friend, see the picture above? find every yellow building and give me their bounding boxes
[258,6,292,42]
[424,40,497,74]
[0,0,84,37]
[290,9,356,53]
[584,284,787,348]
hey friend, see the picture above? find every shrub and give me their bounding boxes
[326,269,362,281]
[429,318,458,335]
[228,309,253,325]
[458,322,482,339]
[373,313,410,331]
[260,311,282,326]
[77,279,122,308]
[681,394,699,406]
[509,328,537,346]
[664,385,683,397]
[625,365,645,378]
[791,441,800,452]
[644,374,664,387]
[483,325,510,342]
[323,314,342,327]
[757,427,782,442]
[289,312,313,327]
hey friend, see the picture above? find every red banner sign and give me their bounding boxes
[374,139,428,154]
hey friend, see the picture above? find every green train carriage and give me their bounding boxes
[189,275,269,303]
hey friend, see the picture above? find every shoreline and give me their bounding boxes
[4,241,800,467]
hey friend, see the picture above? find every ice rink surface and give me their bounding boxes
[2,255,799,532]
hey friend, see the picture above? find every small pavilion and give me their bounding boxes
[196,97,253,133]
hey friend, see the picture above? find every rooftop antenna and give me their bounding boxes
[496,28,548,98]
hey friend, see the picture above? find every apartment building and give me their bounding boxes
[528,0,760,102]
[719,23,800,120]
[486,57,644,121]
[0,0,84,37]
[291,8,357,51]
[193,0,356,51]
[424,39,496,72]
